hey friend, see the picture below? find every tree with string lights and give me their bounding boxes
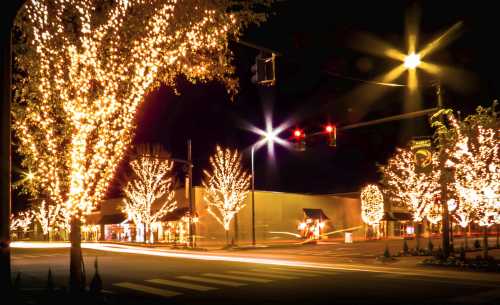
[433,104,499,257]
[203,146,251,245]
[32,200,61,240]
[13,0,270,291]
[380,147,441,249]
[10,211,33,239]
[122,145,177,243]
[360,184,384,238]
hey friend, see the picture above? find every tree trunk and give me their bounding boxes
[415,222,420,251]
[225,230,229,246]
[483,226,489,259]
[496,224,499,249]
[70,215,84,293]
[464,226,468,250]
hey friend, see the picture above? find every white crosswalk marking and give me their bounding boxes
[147,278,216,291]
[251,269,317,277]
[269,267,336,276]
[227,270,299,280]
[113,282,181,297]
[21,255,40,258]
[202,273,273,283]
[177,275,246,287]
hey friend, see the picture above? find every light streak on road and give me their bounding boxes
[10,242,500,285]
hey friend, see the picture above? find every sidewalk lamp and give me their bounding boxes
[250,124,287,246]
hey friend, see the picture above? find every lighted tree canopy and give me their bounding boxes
[13,0,270,218]
[431,104,500,227]
[380,147,441,222]
[203,146,250,232]
[122,145,177,243]
[360,184,384,226]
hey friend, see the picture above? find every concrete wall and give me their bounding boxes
[192,187,363,246]
[99,187,363,246]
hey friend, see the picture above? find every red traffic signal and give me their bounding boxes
[293,129,303,138]
[324,124,336,147]
[292,128,306,151]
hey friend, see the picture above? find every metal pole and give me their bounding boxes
[251,145,256,246]
[187,139,195,248]
[436,82,451,258]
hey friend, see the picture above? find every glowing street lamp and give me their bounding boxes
[403,53,421,69]
[250,125,285,246]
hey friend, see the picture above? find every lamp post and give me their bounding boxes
[249,125,283,246]
[251,145,256,246]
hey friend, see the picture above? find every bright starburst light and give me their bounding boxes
[339,4,470,120]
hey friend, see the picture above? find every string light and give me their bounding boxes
[32,200,62,236]
[360,184,384,226]
[122,148,177,243]
[10,211,34,233]
[203,146,251,231]
[444,113,499,227]
[13,0,270,223]
[426,202,442,225]
[380,147,441,222]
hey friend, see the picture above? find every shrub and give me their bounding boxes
[384,245,391,258]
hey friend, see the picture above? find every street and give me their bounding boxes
[11,244,500,305]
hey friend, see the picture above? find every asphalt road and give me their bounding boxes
[11,247,500,305]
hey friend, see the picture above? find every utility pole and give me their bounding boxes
[251,145,256,246]
[436,83,451,258]
[187,140,195,248]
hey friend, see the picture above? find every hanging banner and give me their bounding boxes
[410,137,433,174]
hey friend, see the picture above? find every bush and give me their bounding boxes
[403,239,409,255]
[427,240,434,252]
[459,246,466,261]
[434,247,444,260]
[384,245,391,258]
[47,268,55,293]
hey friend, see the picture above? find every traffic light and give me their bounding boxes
[251,51,276,86]
[292,128,306,151]
[325,124,336,147]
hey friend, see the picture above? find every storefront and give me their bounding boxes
[298,208,330,240]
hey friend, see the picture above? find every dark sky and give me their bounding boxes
[11,0,500,210]
[130,0,500,195]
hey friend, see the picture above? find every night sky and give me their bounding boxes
[12,0,500,209]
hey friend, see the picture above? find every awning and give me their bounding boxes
[161,207,191,222]
[382,211,413,221]
[303,208,329,220]
[99,213,128,225]
[83,213,101,225]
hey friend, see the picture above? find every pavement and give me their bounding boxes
[10,239,500,305]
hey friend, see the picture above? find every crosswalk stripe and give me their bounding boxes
[113,282,181,297]
[147,278,216,291]
[227,270,299,280]
[202,273,273,283]
[270,267,336,276]
[177,275,246,287]
[251,269,317,277]
[21,255,40,258]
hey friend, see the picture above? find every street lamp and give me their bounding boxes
[250,124,286,246]
[403,53,421,69]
